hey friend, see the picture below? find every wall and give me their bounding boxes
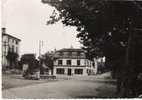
[53,66,88,76]
[53,58,95,76]
[2,34,20,68]
[54,58,86,66]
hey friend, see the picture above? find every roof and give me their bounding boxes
[56,48,84,52]
[2,33,21,41]
[54,48,86,59]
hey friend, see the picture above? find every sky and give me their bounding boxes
[2,0,81,57]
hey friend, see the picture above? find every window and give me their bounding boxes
[72,52,77,55]
[59,52,63,56]
[12,39,14,43]
[77,52,81,56]
[56,68,64,74]
[8,47,11,52]
[12,45,14,52]
[3,51,7,56]
[77,60,80,66]
[68,52,72,56]
[92,62,95,67]
[66,60,71,65]
[58,60,62,65]
[75,69,83,74]
[80,52,85,56]
[8,37,9,42]
[63,52,68,56]
[16,41,18,45]
[16,47,18,53]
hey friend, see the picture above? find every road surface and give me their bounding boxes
[3,77,116,99]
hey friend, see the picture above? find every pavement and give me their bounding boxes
[2,74,57,90]
[56,72,113,80]
[2,72,117,99]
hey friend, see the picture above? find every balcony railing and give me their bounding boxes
[54,65,86,67]
[54,55,86,59]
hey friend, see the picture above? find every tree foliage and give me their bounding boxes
[44,0,142,59]
[20,54,39,71]
[42,0,142,97]
[39,53,54,70]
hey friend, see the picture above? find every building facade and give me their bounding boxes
[53,48,96,76]
[2,28,21,68]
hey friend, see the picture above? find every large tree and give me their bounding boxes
[39,52,54,74]
[42,0,142,97]
[20,54,39,74]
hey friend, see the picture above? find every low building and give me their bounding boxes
[53,48,96,76]
[93,57,106,74]
[2,28,21,69]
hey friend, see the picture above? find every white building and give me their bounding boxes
[2,28,21,68]
[53,48,96,76]
[93,57,106,74]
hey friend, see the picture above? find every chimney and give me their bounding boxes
[2,28,6,34]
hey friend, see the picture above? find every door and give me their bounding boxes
[68,69,72,76]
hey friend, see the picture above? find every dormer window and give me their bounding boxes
[59,52,63,56]
[68,52,72,56]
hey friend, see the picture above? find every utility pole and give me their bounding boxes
[39,40,44,58]
[39,40,41,58]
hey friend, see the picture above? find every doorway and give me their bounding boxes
[68,69,72,76]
